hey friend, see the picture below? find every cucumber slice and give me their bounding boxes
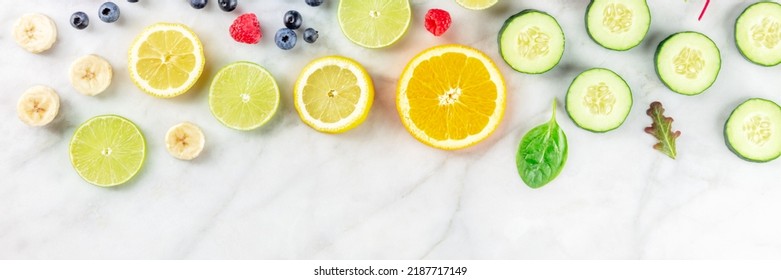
[654,32,721,96]
[498,10,565,74]
[565,68,632,132]
[735,1,781,66]
[586,0,651,51]
[724,98,781,162]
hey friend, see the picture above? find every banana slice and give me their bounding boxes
[13,13,57,54]
[17,86,60,126]
[165,122,205,160]
[69,54,113,96]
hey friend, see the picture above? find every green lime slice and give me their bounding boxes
[69,115,146,187]
[338,0,411,49]
[456,0,498,10]
[209,61,280,130]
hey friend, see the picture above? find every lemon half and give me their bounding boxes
[128,23,205,98]
[294,56,374,133]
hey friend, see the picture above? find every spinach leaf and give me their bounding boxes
[516,101,568,188]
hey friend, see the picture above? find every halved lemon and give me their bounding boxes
[69,115,146,187]
[397,44,506,150]
[294,56,374,133]
[128,23,205,98]
[456,0,498,10]
[338,0,411,49]
[209,61,280,131]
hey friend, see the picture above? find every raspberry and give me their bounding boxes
[230,13,262,44]
[425,9,451,36]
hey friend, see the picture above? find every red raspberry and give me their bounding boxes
[425,9,451,36]
[230,13,262,44]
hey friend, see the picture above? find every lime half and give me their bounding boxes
[456,0,498,10]
[338,0,411,48]
[209,61,280,130]
[69,115,146,187]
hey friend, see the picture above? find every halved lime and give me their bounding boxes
[128,23,205,98]
[209,61,280,130]
[69,115,146,187]
[456,0,498,10]
[338,0,411,49]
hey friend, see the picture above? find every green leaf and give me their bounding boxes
[516,100,568,189]
[644,101,681,159]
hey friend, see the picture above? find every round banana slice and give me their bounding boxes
[17,85,60,126]
[69,54,113,96]
[165,122,205,160]
[13,13,57,54]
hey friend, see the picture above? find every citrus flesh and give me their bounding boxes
[294,56,374,133]
[397,44,506,150]
[338,0,411,48]
[209,61,280,131]
[69,115,146,187]
[128,23,205,98]
[456,0,498,10]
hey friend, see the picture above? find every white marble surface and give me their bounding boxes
[2,0,781,259]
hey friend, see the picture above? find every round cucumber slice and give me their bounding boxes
[735,1,781,66]
[498,10,565,74]
[586,0,651,51]
[654,32,721,96]
[725,98,781,163]
[566,68,632,132]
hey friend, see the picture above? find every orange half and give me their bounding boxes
[396,44,506,150]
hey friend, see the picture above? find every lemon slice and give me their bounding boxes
[209,61,280,131]
[294,56,374,133]
[69,115,146,187]
[338,0,411,48]
[128,23,205,98]
[456,0,498,10]
[397,44,506,150]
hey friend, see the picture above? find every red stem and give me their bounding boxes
[698,0,710,21]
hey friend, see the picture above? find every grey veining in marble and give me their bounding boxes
[2,0,781,259]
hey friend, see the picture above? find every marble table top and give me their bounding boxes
[2,0,781,259]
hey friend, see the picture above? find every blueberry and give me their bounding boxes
[283,10,302,29]
[70,12,90,30]
[128,0,138,2]
[98,2,120,23]
[189,0,208,9]
[217,0,237,12]
[303,28,318,43]
[275,28,297,50]
[305,0,323,7]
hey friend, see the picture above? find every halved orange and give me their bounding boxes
[396,44,506,150]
